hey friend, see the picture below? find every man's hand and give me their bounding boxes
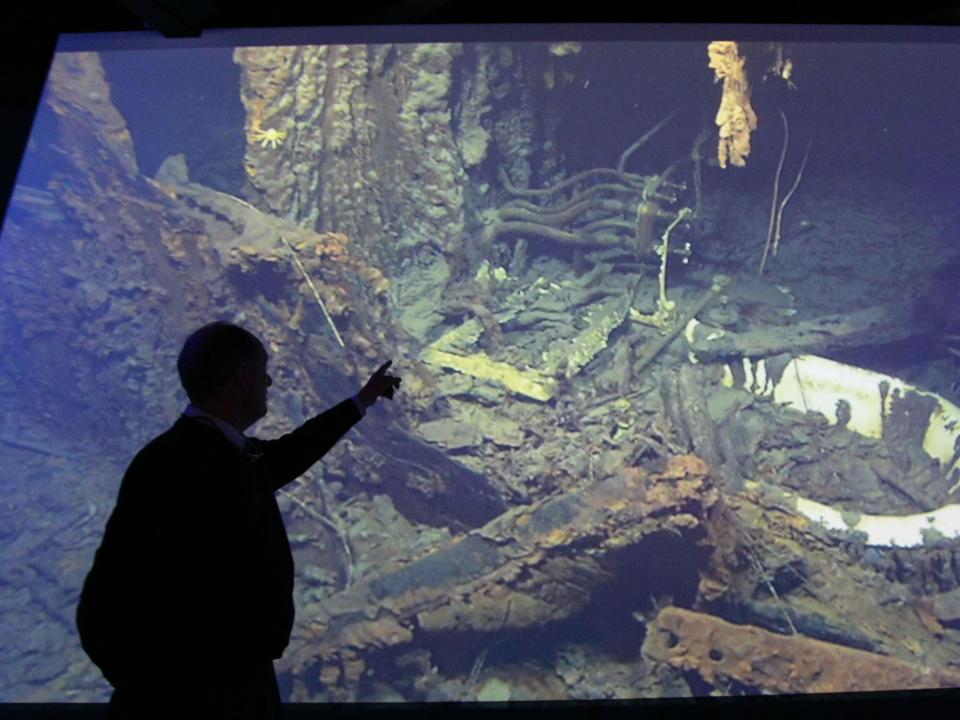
[357,360,402,408]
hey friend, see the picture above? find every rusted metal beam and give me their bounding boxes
[287,455,722,699]
[644,606,960,693]
[686,301,925,364]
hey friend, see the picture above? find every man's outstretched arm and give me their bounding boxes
[259,360,402,489]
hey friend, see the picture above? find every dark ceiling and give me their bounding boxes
[10,2,960,41]
[13,0,960,35]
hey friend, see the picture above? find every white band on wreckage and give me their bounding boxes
[712,351,960,548]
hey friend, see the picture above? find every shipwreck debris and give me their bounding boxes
[644,606,960,693]
[287,455,723,700]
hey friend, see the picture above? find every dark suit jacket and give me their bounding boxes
[77,398,362,691]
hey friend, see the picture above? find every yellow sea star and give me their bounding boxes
[249,126,287,149]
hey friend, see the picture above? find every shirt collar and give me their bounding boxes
[183,404,248,450]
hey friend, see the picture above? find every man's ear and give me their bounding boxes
[229,362,253,391]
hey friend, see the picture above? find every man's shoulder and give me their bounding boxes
[113,417,242,511]
[127,416,233,473]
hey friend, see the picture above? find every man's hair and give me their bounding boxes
[177,322,264,404]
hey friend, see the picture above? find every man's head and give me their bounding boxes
[177,322,272,429]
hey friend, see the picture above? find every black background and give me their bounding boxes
[3,2,960,718]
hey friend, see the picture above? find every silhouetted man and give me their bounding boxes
[76,321,401,719]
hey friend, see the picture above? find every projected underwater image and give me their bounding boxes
[5,33,960,703]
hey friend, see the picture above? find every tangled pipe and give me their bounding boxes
[479,115,687,253]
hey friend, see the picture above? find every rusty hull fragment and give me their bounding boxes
[644,606,960,693]
[287,455,721,696]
